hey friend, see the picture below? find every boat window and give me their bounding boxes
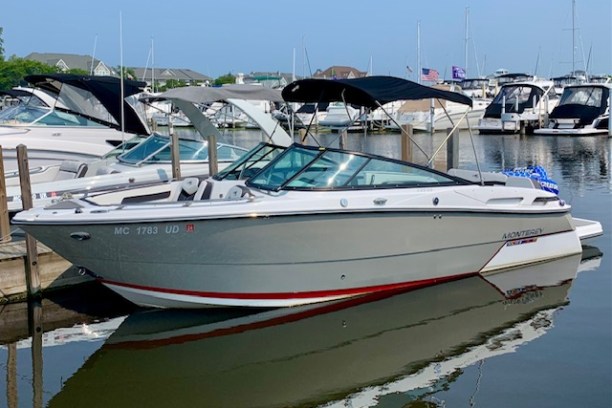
[0,105,50,124]
[286,151,368,188]
[559,87,603,107]
[214,143,286,181]
[492,85,540,111]
[55,83,117,126]
[247,146,319,190]
[117,134,170,164]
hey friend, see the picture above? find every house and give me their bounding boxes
[243,72,297,88]
[312,66,367,79]
[131,67,212,89]
[25,52,115,76]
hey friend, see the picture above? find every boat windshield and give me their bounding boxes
[0,104,105,127]
[214,142,286,181]
[246,144,464,191]
[558,87,605,108]
[117,133,247,165]
[491,85,542,112]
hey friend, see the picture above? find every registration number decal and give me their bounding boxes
[113,224,194,236]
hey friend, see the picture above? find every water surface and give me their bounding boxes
[1,130,610,407]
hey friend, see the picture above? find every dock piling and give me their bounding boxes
[401,124,414,162]
[16,144,41,298]
[0,145,11,243]
[339,129,348,149]
[446,128,459,171]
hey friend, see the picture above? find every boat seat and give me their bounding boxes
[194,180,214,201]
[505,176,540,190]
[177,177,200,201]
[225,185,255,200]
[55,161,89,180]
[448,168,508,184]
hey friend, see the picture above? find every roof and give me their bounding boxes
[150,84,284,104]
[281,76,473,109]
[25,52,111,73]
[24,74,149,135]
[132,67,212,82]
[313,66,367,79]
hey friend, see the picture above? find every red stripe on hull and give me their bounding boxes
[100,272,477,301]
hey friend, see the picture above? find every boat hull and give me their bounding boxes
[18,210,579,308]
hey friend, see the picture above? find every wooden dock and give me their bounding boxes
[0,239,92,303]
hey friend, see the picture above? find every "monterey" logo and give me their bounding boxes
[502,228,543,240]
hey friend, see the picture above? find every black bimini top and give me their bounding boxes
[24,74,149,135]
[281,76,473,108]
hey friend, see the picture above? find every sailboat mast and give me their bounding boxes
[464,7,469,77]
[151,37,155,93]
[572,0,575,75]
[417,20,421,84]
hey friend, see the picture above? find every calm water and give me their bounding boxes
[1,130,610,408]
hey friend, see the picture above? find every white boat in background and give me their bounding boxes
[478,80,559,134]
[459,78,494,99]
[4,85,291,213]
[319,102,363,130]
[13,76,601,309]
[534,83,610,136]
[0,74,150,172]
[294,102,329,128]
[387,84,487,132]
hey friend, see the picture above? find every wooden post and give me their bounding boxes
[401,124,413,162]
[7,343,17,408]
[446,128,459,171]
[339,129,348,149]
[170,124,181,180]
[0,146,11,243]
[298,128,306,144]
[29,300,43,408]
[207,133,218,177]
[16,145,40,297]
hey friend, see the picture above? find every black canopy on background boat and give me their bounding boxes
[281,76,473,109]
[24,74,150,135]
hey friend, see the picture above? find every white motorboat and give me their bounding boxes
[478,80,560,134]
[4,85,292,213]
[0,74,150,171]
[294,102,329,128]
[319,102,364,130]
[12,76,602,309]
[534,83,610,136]
[386,87,488,132]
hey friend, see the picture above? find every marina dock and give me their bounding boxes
[0,238,90,303]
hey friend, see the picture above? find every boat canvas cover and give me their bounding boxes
[281,76,473,109]
[483,84,544,118]
[549,85,609,126]
[151,84,284,104]
[24,74,149,135]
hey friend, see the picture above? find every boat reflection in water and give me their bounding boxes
[48,252,599,408]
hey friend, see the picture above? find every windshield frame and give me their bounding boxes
[246,144,470,192]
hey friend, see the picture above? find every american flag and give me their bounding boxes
[421,68,439,82]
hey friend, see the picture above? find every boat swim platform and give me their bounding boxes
[0,238,91,304]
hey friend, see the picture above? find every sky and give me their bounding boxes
[1,0,610,81]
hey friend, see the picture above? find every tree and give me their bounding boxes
[214,73,236,86]
[115,66,137,80]
[0,27,4,61]
[66,68,90,75]
[157,79,187,92]
[0,56,58,90]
